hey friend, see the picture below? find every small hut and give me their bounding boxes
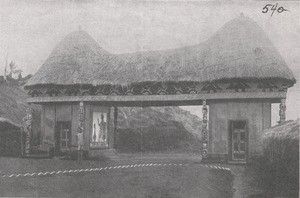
[25,15,296,163]
[0,83,27,157]
[263,119,299,163]
[262,119,299,195]
[0,118,21,157]
[0,83,40,157]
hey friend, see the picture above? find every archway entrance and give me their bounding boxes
[27,94,210,159]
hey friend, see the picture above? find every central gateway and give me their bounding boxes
[24,15,295,163]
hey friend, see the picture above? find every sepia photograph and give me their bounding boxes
[0,0,299,197]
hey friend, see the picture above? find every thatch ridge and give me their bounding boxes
[25,15,296,88]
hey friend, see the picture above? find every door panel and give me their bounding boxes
[230,120,247,161]
[60,127,70,149]
[55,121,71,154]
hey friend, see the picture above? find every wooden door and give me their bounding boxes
[230,120,247,161]
[55,121,71,154]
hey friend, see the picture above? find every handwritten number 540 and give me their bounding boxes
[262,3,289,16]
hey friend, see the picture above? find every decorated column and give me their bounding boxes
[23,107,33,155]
[113,107,118,148]
[202,99,208,158]
[278,99,286,124]
[78,102,84,130]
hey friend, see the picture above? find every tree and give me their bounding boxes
[3,55,23,82]
[8,61,23,79]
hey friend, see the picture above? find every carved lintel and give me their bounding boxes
[157,85,168,95]
[46,87,61,96]
[94,86,105,95]
[81,86,97,96]
[65,87,80,96]
[28,89,43,97]
[201,82,221,93]
[227,81,250,92]
[173,86,183,94]
[125,86,134,95]
[99,85,112,95]
[27,80,290,98]
[258,82,278,92]
[141,86,152,95]
[110,85,122,95]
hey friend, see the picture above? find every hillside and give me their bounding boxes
[116,107,202,153]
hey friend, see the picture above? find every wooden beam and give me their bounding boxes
[27,91,287,105]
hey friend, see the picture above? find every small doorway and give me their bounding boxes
[229,120,247,162]
[55,121,71,155]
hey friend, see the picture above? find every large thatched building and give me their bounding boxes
[25,15,295,163]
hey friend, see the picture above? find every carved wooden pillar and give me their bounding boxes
[278,99,286,124]
[23,107,33,155]
[202,100,208,158]
[114,107,118,148]
[78,101,84,133]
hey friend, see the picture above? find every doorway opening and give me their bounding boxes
[55,121,71,155]
[228,120,247,162]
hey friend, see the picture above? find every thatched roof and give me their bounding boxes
[263,119,299,140]
[0,83,40,127]
[25,15,296,88]
[0,84,29,125]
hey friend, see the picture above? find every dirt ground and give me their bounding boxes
[229,165,265,198]
[229,164,299,198]
[0,156,234,198]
